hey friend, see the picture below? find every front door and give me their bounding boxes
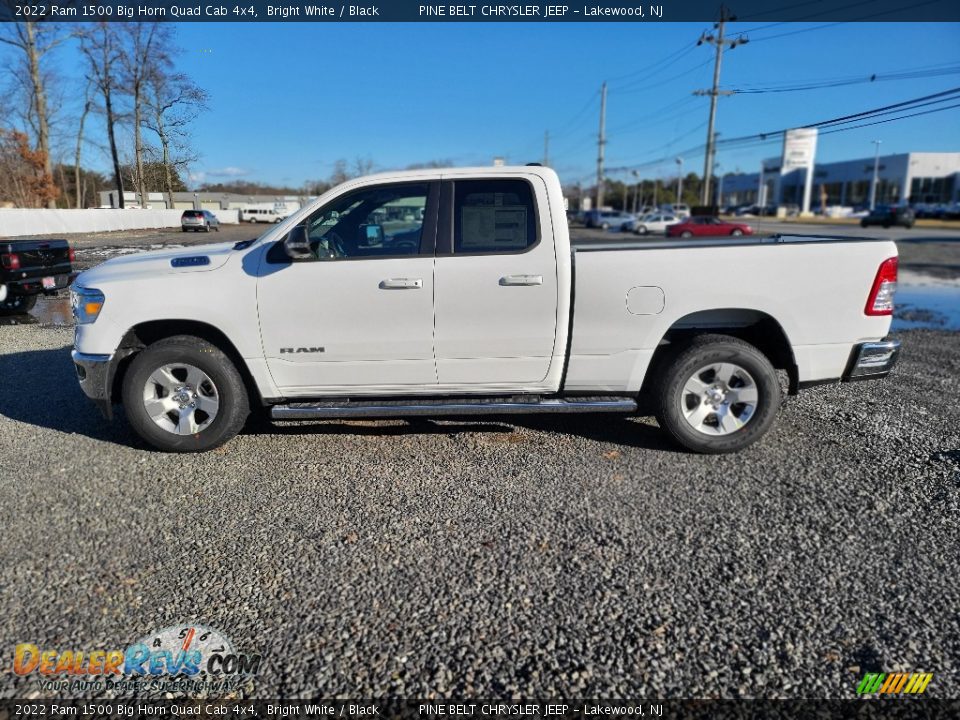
[257,181,439,395]
[433,176,560,386]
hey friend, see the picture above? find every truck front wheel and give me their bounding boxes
[654,334,780,454]
[121,335,250,452]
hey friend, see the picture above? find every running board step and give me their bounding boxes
[270,397,637,421]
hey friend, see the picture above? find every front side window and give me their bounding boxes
[453,179,536,254]
[292,183,429,260]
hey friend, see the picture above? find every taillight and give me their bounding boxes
[68,246,76,263]
[865,257,898,316]
[1,253,20,270]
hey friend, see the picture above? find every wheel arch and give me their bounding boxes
[639,308,799,404]
[110,319,263,408]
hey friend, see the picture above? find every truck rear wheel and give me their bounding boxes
[654,334,780,454]
[0,293,38,316]
[121,335,250,452]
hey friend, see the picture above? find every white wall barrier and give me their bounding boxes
[0,208,241,238]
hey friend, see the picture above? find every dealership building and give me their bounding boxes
[719,151,960,209]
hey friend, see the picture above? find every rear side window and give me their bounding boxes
[453,179,537,254]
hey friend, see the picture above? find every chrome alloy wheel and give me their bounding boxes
[679,362,759,436]
[142,363,220,435]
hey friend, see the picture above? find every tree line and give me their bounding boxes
[0,17,205,209]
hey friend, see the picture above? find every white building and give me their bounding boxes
[719,152,960,209]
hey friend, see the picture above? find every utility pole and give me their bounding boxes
[596,81,607,209]
[695,5,747,205]
[543,130,550,167]
[870,140,882,210]
[676,157,684,204]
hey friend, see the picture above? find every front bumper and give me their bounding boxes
[843,339,901,381]
[71,350,114,419]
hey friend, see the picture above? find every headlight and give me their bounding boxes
[70,285,105,325]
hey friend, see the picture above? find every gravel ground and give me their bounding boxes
[1,225,958,699]
[0,313,957,699]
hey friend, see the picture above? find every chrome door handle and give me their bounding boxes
[500,274,543,286]
[379,278,423,289]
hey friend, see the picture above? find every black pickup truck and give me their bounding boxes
[0,239,74,315]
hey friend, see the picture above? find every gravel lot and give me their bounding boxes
[1,226,958,700]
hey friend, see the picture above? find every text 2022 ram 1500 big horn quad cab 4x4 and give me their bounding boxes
[70,167,900,454]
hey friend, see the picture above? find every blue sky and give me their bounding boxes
[13,21,960,188]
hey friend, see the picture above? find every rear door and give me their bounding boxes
[433,175,559,387]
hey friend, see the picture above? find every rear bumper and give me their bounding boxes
[4,271,74,295]
[71,350,114,419]
[843,339,901,381]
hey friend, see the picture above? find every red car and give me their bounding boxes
[667,216,754,238]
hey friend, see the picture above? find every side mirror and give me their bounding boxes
[359,223,384,246]
[283,225,313,261]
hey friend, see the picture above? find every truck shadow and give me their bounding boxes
[0,346,137,444]
[0,345,674,452]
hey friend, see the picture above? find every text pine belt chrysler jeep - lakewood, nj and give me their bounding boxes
[70,166,901,453]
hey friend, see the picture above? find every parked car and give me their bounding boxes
[633,213,680,236]
[0,239,74,315]
[661,203,691,218]
[860,205,915,229]
[668,216,754,238]
[585,210,636,231]
[181,210,220,233]
[241,207,286,223]
[71,166,900,455]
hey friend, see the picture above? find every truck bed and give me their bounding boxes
[571,232,892,252]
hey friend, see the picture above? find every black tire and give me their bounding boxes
[0,293,38,316]
[214,225,220,232]
[654,334,781,454]
[121,335,250,453]
[181,227,188,232]
[860,219,868,228]
[882,221,891,229]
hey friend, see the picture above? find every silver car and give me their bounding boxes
[181,210,221,233]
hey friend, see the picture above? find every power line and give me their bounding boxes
[607,41,700,85]
[602,89,960,175]
[727,65,960,94]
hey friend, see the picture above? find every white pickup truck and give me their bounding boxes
[71,166,900,453]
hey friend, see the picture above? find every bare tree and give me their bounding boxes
[0,20,66,208]
[144,71,207,208]
[73,80,93,208]
[118,22,171,206]
[79,22,126,208]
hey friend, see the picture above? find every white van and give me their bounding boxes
[241,207,287,223]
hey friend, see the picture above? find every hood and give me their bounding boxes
[75,241,241,286]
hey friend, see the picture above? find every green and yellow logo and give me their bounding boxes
[857,672,933,695]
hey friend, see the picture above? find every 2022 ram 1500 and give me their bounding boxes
[70,166,900,453]
[1,239,74,315]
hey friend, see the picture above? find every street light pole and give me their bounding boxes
[676,157,683,204]
[869,140,882,210]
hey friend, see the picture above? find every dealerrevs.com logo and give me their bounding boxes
[13,624,261,694]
